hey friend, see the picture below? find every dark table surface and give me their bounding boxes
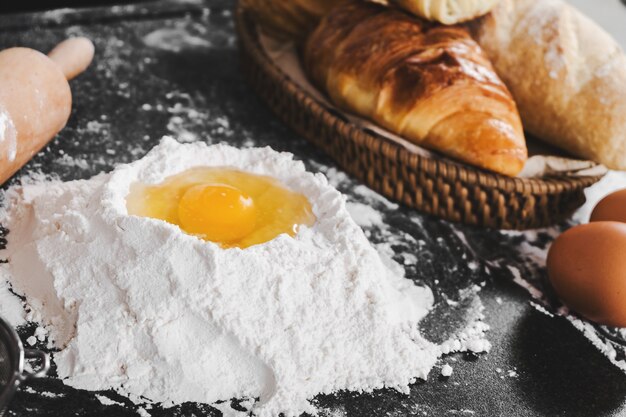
[1,1,626,416]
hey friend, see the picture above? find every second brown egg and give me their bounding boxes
[591,188,626,223]
[547,221,626,328]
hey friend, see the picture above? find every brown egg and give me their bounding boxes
[547,222,626,328]
[591,189,626,223]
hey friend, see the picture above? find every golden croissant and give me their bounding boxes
[304,1,527,176]
[389,0,501,24]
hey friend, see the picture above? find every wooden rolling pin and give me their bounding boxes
[0,37,94,185]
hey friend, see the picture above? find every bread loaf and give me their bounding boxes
[304,1,527,176]
[470,0,626,170]
[389,0,501,25]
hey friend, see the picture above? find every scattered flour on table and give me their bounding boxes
[346,201,383,227]
[22,386,63,398]
[95,394,125,407]
[530,301,555,318]
[315,405,348,417]
[143,27,210,53]
[440,364,453,377]
[0,137,491,417]
[40,8,75,24]
[136,408,151,417]
[449,409,476,415]
[212,401,255,417]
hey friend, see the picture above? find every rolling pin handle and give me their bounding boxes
[47,37,95,81]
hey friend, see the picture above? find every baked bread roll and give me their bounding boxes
[470,0,626,170]
[241,0,343,42]
[389,0,501,24]
[304,1,527,176]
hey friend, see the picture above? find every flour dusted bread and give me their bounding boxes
[471,0,626,170]
[242,0,343,42]
[304,1,527,176]
[390,0,501,24]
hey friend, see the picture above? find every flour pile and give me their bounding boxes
[0,137,447,417]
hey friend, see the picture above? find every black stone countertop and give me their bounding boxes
[1,1,626,416]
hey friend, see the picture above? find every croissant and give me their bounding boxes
[241,0,344,42]
[389,0,501,24]
[304,1,527,176]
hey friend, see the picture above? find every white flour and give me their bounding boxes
[0,108,17,162]
[0,137,454,417]
[143,26,211,53]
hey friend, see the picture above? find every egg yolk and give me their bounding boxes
[178,184,257,243]
[125,167,316,249]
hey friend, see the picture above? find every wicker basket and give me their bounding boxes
[235,6,604,230]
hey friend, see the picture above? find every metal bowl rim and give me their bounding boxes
[0,316,23,410]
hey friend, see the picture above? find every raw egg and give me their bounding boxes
[126,167,316,248]
[590,188,626,223]
[547,222,626,328]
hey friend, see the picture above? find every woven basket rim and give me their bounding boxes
[235,5,604,195]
